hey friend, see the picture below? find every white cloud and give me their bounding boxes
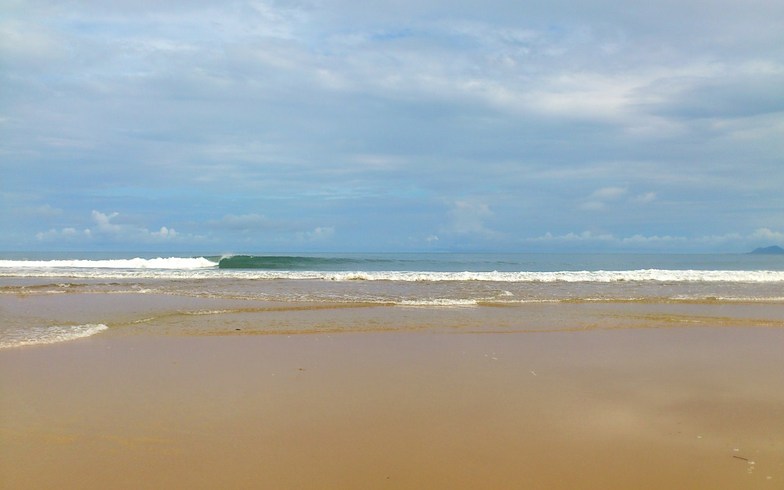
[152,226,177,238]
[532,230,616,243]
[581,188,659,211]
[579,201,608,211]
[751,227,784,242]
[91,210,123,234]
[442,200,499,237]
[529,230,689,250]
[35,227,89,242]
[36,211,182,244]
[590,187,628,200]
[0,20,67,67]
[620,234,685,245]
[5,1,784,253]
[298,226,335,242]
[633,192,657,204]
[529,228,784,251]
[580,186,628,211]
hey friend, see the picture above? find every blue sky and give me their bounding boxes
[1,0,783,252]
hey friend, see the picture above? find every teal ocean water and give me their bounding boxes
[3,251,784,272]
[2,251,784,280]
[2,252,784,348]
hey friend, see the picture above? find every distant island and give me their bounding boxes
[749,245,784,255]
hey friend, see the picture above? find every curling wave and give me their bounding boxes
[1,256,784,283]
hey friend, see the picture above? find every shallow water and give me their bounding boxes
[2,252,784,347]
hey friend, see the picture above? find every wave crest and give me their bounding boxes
[2,256,784,283]
[0,257,217,270]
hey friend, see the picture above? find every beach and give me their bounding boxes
[2,253,784,488]
[5,0,782,485]
[2,288,784,489]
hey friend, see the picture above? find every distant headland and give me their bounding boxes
[749,245,784,255]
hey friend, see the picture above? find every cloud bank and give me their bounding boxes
[2,0,783,252]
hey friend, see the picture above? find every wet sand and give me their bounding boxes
[2,328,784,488]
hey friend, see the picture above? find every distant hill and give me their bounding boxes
[749,245,784,255]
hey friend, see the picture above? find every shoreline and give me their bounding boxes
[3,321,784,488]
[4,291,784,344]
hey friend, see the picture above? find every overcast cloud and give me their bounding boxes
[1,0,783,252]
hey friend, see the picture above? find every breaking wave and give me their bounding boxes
[214,255,392,270]
[0,257,216,270]
[2,256,783,283]
[0,323,109,349]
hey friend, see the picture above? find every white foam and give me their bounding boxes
[295,269,784,283]
[184,309,235,315]
[672,295,784,303]
[397,299,479,307]
[0,257,216,270]
[1,263,783,283]
[0,323,109,349]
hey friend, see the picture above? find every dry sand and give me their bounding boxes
[2,318,784,489]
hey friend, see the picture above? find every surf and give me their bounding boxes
[0,257,217,270]
[0,323,109,349]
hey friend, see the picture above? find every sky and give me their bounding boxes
[1,0,783,253]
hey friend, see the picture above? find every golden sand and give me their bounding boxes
[2,320,784,489]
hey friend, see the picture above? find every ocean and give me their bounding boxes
[2,252,784,348]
